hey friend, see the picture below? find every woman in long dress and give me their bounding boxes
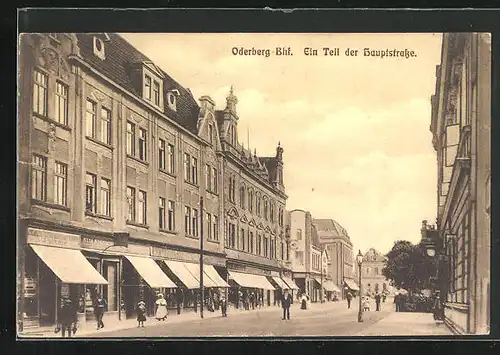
[155,293,168,321]
[300,293,307,310]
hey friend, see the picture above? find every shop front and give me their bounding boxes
[344,278,360,297]
[22,228,109,329]
[152,246,228,314]
[321,280,341,301]
[227,270,276,309]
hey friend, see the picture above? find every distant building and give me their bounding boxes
[286,210,332,302]
[359,248,392,296]
[429,33,491,335]
[313,219,357,298]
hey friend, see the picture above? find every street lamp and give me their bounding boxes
[356,250,363,323]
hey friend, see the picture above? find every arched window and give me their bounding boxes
[270,202,275,222]
[248,189,254,212]
[229,176,236,202]
[263,198,269,221]
[240,185,246,209]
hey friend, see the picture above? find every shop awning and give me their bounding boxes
[271,276,289,289]
[344,279,360,291]
[203,265,229,288]
[228,271,276,290]
[282,276,299,290]
[183,262,218,288]
[125,255,177,288]
[163,260,200,289]
[31,244,108,285]
[322,280,341,293]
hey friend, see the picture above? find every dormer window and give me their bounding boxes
[93,36,105,60]
[142,63,164,110]
[167,91,177,111]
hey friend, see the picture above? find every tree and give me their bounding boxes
[382,240,436,297]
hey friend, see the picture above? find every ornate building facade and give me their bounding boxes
[17,32,292,332]
[429,33,491,335]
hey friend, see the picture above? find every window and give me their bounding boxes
[31,155,47,201]
[212,216,219,241]
[191,157,198,184]
[126,122,135,156]
[229,176,236,202]
[86,100,97,138]
[256,195,261,216]
[297,229,302,240]
[159,139,166,170]
[248,190,254,213]
[184,206,191,235]
[100,107,111,145]
[159,197,166,230]
[184,153,191,182]
[270,238,274,259]
[100,178,111,216]
[209,124,214,145]
[167,200,175,231]
[264,236,269,257]
[240,185,246,209]
[206,213,212,240]
[229,223,236,248]
[144,75,151,100]
[212,168,218,193]
[270,203,275,222]
[168,144,175,174]
[85,173,97,213]
[55,81,68,125]
[250,232,254,254]
[153,81,160,106]
[54,162,67,206]
[240,228,245,251]
[192,208,199,237]
[264,199,268,220]
[286,242,289,260]
[126,187,135,222]
[138,128,147,161]
[138,190,147,225]
[33,70,48,116]
[281,241,284,260]
[205,164,211,191]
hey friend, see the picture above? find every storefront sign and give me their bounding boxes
[27,228,81,249]
[81,236,114,250]
[127,243,150,256]
[150,246,225,266]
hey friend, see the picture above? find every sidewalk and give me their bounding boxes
[20,301,339,338]
[354,312,453,337]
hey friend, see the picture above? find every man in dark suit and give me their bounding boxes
[282,289,293,320]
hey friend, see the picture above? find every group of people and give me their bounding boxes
[55,292,107,338]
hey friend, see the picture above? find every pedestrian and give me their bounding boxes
[57,298,77,338]
[249,291,255,310]
[155,293,168,321]
[282,289,293,320]
[220,293,227,317]
[136,300,147,327]
[300,293,307,310]
[214,290,220,311]
[394,293,400,312]
[363,296,371,311]
[382,293,387,303]
[346,292,352,309]
[176,288,183,315]
[375,292,381,311]
[93,293,107,330]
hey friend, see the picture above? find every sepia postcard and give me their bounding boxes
[17,27,491,339]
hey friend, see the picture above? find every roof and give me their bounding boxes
[363,248,387,263]
[75,33,200,133]
[313,219,350,244]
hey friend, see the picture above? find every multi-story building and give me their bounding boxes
[313,219,357,298]
[358,248,392,296]
[217,89,293,307]
[287,210,334,302]
[429,33,491,335]
[17,32,292,332]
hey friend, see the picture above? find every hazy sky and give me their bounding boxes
[121,33,443,255]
